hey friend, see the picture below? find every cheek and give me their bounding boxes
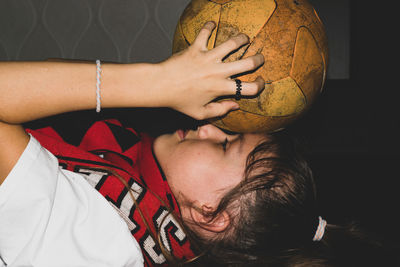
[170,148,214,180]
[166,158,217,205]
[167,149,218,187]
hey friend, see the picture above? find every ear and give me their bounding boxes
[190,205,230,233]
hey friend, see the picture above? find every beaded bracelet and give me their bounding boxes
[95,59,102,113]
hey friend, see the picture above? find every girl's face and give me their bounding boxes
[153,124,265,213]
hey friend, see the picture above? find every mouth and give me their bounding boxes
[176,129,188,141]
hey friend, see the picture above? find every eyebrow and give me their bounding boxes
[235,134,244,155]
[225,134,244,156]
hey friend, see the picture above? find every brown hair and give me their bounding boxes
[110,130,395,266]
[179,131,395,266]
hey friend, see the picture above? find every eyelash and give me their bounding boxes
[221,138,228,151]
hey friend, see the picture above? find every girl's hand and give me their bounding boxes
[158,21,265,120]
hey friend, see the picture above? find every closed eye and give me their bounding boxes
[221,138,228,151]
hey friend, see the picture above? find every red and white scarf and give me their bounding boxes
[27,119,195,266]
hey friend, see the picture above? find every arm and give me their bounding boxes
[0,61,160,123]
[0,22,264,185]
[0,123,29,185]
[0,23,264,124]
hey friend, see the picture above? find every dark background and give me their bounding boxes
[1,0,399,256]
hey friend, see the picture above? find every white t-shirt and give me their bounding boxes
[0,135,144,267]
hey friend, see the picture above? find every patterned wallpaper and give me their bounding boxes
[0,0,349,79]
[0,0,191,63]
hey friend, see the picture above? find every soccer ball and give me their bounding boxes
[173,0,328,133]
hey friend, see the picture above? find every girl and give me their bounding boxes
[0,22,394,266]
[0,21,265,266]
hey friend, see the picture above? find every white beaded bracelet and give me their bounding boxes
[95,59,102,113]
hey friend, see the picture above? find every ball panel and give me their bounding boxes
[261,77,306,116]
[231,77,305,116]
[172,21,189,54]
[215,0,276,49]
[180,0,221,49]
[209,0,233,4]
[290,26,324,104]
[212,108,299,133]
[210,0,275,66]
[242,0,308,83]
[291,0,329,63]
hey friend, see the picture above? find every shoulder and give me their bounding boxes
[0,135,144,266]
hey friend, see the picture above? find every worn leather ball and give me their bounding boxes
[173,0,328,133]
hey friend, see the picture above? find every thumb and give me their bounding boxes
[202,101,239,119]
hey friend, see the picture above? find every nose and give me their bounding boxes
[197,124,236,143]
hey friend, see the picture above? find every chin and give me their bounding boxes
[153,133,175,175]
[152,135,164,162]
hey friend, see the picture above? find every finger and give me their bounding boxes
[192,21,216,50]
[226,76,265,97]
[201,101,239,120]
[209,34,250,59]
[223,54,265,77]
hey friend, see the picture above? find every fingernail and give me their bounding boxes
[206,21,216,28]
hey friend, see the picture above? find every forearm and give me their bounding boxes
[0,23,265,124]
[0,22,265,187]
[0,61,162,124]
